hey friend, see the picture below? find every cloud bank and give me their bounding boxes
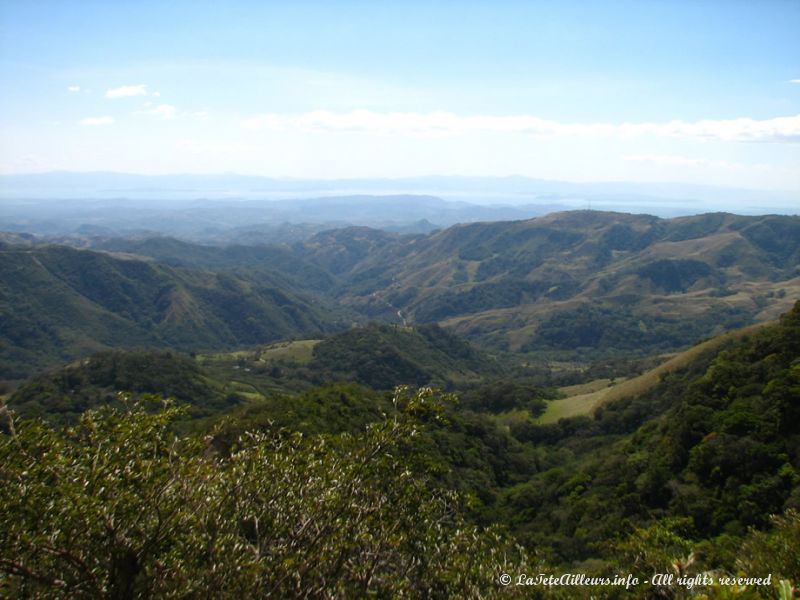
[240,110,800,143]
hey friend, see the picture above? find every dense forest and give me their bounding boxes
[2,302,799,597]
[2,212,799,597]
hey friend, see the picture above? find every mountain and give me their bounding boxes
[91,236,338,293]
[2,172,798,215]
[303,211,800,355]
[0,194,562,241]
[0,244,348,379]
[498,301,800,562]
[7,323,504,422]
[3,210,798,380]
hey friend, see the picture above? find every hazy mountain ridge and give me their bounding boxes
[0,193,559,242]
[3,172,797,214]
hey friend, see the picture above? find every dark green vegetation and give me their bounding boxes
[0,390,529,599]
[498,303,800,566]
[2,307,800,597]
[0,243,348,380]
[8,351,237,423]
[310,323,504,389]
[2,210,800,597]
[7,323,508,426]
[2,211,799,380]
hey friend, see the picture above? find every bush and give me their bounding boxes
[0,390,528,598]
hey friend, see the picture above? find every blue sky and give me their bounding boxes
[1,0,799,190]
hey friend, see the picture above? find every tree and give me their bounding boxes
[0,390,528,598]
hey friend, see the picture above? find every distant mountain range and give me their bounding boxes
[2,172,797,220]
[0,194,565,242]
[2,210,798,380]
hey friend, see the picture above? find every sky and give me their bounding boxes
[1,0,799,191]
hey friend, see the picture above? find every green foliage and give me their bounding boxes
[211,382,392,445]
[8,350,237,424]
[311,323,503,389]
[0,244,344,379]
[460,380,556,415]
[528,302,751,352]
[613,517,696,580]
[0,391,528,598]
[499,302,800,564]
[636,258,715,293]
[736,510,800,585]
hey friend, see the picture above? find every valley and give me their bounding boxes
[4,3,799,595]
[2,208,799,597]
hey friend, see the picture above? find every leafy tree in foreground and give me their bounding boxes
[0,390,528,599]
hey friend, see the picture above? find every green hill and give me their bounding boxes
[297,211,800,355]
[0,244,346,379]
[8,322,504,423]
[499,301,800,562]
[4,210,799,379]
[310,322,505,389]
[94,236,337,293]
[7,350,236,422]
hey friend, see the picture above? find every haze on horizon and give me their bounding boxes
[1,0,799,195]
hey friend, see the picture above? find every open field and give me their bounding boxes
[538,320,773,424]
[538,384,618,424]
[257,340,320,364]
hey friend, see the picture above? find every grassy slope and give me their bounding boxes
[538,321,771,423]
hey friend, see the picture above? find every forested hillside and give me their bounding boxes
[498,301,800,565]
[3,211,797,382]
[2,305,799,597]
[0,244,349,379]
[302,211,800,354]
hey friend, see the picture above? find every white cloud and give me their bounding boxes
[136,104,208,121]
[80,116,115,126]
[624,154,739,170]
[789,79,800,84]
[67,85,81,92]
[240,110,800,143]
[106,84,149,99]
[176,140,249,154]
[139,104,177,119]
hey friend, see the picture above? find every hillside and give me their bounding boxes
[92,236,338,293]
[310,322,505,389]
[8,323,504,423]
[5,269,800,590]
[499,301,800,562]
[301,211,800,354]
[7,350,236,423]
[3,210,798,380]
[539,321,770,423]
[0,244,347,379]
